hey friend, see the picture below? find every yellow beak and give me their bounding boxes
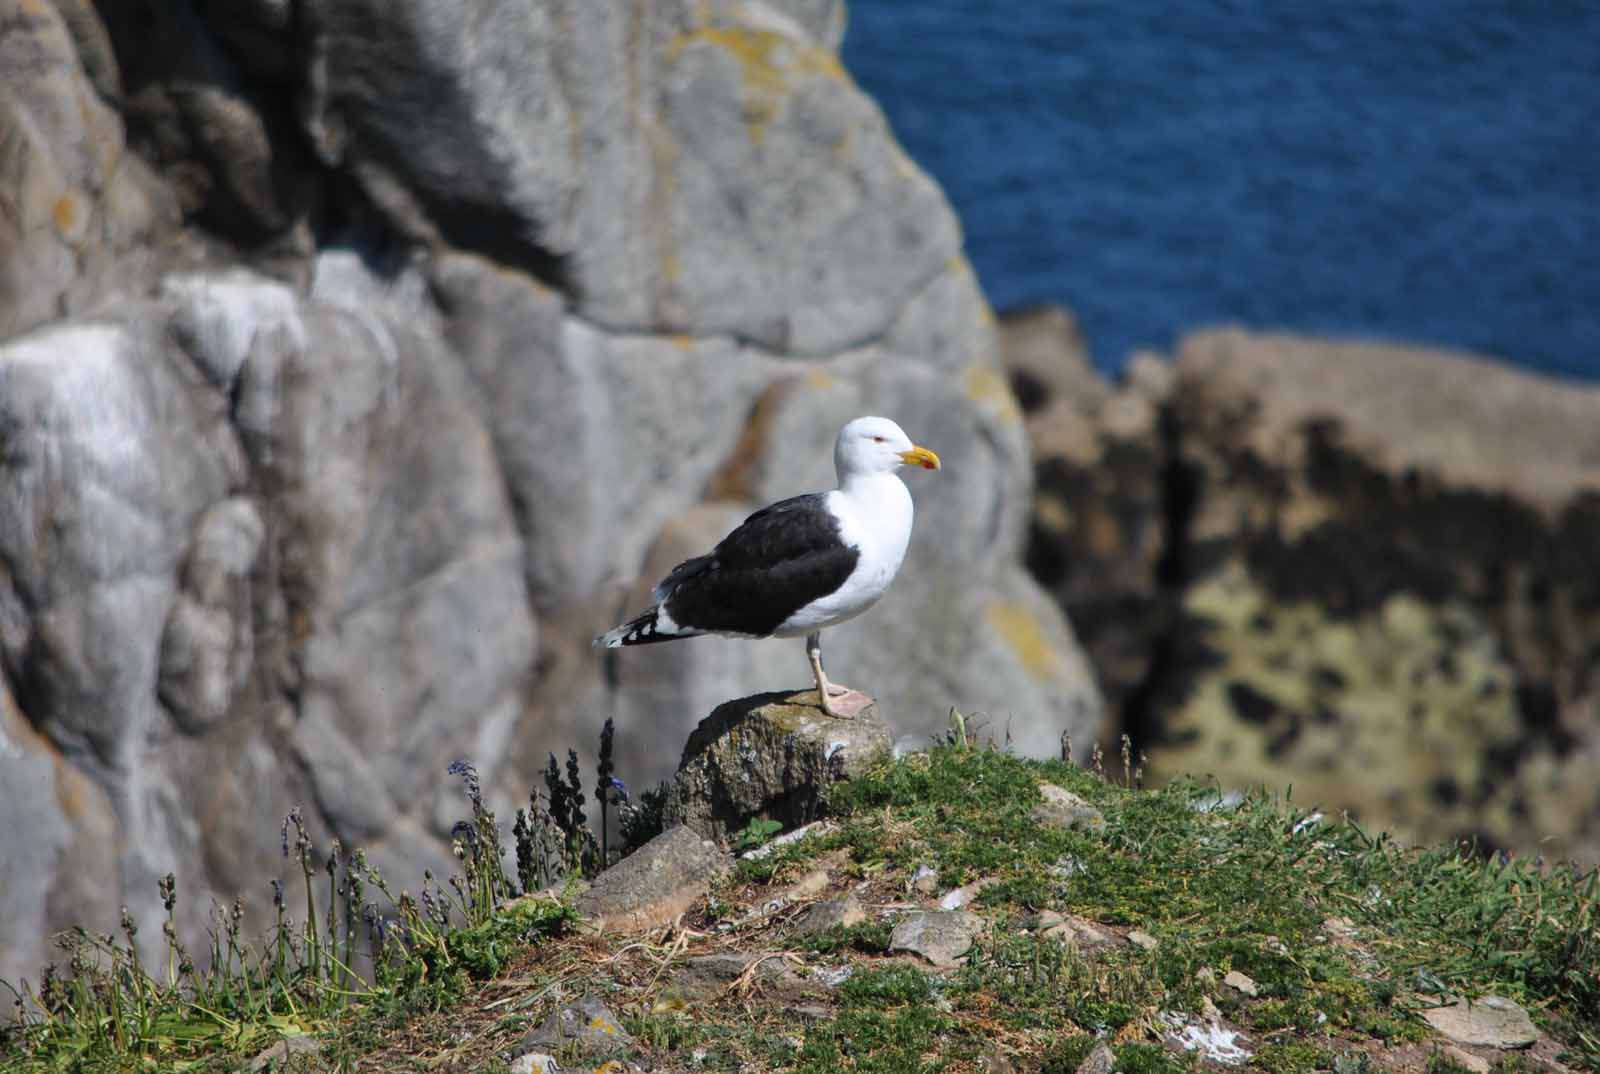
[899,445,941,471]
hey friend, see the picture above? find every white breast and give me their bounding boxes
[772,474,914,637]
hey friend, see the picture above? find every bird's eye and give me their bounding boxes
[871,436,886,443]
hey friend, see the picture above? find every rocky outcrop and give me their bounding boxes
[0,0,1101,983]
[1009,313,1600,863]
[666,690,891,840]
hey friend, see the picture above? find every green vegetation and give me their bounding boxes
[3,739,1596,1073]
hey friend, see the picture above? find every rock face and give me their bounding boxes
[0,2,1104,982]
[1009,313,1600,863]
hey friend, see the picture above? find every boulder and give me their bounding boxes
[576,824,731,933]
[665,690,892,840]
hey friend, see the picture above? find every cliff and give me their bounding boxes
[0,0,1103,984]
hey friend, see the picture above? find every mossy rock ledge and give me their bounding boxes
[665,690,892,841]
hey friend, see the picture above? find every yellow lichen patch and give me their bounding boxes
[1033,494,1073,535]
[1150,560,1524,850]
[964,362,1022,425]
[805,368,836,390]
[986,601,1059,683]
[668,26,846,143]
[52,192,82,241]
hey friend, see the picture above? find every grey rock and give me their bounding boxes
[910,864,940,896]
[159,498,265,733]
[305,0,947,352]
[576,824,731,932]
[1033,783,1106,832]
[508,1055,560,1074]
[789,897,866,937]
[0,0,1106,984]
[1421,995,1540,1050]
[1076,1041,1117,1074]
[662,951,823,1003]
[247,1034,324,1072]
[1127,929,1160,951]
[666,690,892,840]
[1442,1047,1492,1074]
[888,910,986,968]
[1222,970,1259,997]
[939,876,1000,911]
[0,0,176,339]
[516,995,633,1060]
[1039,915,1120,952]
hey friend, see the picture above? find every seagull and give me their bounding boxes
[595,416,941,717]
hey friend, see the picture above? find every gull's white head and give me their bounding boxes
[833,416,942,480]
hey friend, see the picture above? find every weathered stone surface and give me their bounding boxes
[1421,996,1540,1050]
[1146,330,1600,861]
[0,0,176,338]
[665,690,892,840]
[1223,970,1259,997]
[0,0,1100,982]
[1076,1042,1117,1074]
[1032,783,1106,831]
[1016,307,1600,862]
[789,897,866,937]
[303,0,947,354]
[1037,914,1120,952]
[247,1034,324,1073]
[515,995,633,1060]
[576,825,731,933]
[1127,929,1159,951]
[889,909,986,968]
[662,951,822,1003]
[1000,306,1174,719]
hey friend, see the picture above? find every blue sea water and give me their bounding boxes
[841,4,1600,382]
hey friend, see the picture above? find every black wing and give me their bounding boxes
[658,494,860,637]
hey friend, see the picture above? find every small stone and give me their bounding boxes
[1041,915,1119,951]
[1196,966,1217,985]
[248,1035,323,1072]
[739,819,839,861]
[910,864,940,895]
[1421,995,1539,1049]
[1076,1041,1117,1074]
[1201,995,1224,1021]
[576,825,730,932]
[1443,1046,1492,1074]
[1033,783,1105,831]
[1223,970,1259,997]
[790,897,866,937]
[663,952,820,1003]
[939,876,1000,910]
[980,1042,1017,1073]
[515,996,634,1059]
[509,1055,560,1074]
[1127,929,1159,951]
[889,910,987,968]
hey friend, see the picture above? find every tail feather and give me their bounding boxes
[594,606,697,648]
